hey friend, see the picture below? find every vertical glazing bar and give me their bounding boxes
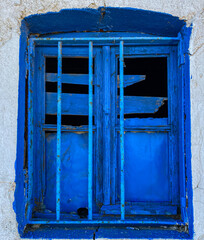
[88,41,93,220]
[102,46,111,205]
[119,41,125,220]
[27,39,34,220]
[56,41,62,220]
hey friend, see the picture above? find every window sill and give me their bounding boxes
[22,225,190,239]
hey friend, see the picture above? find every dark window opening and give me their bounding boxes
[46,82,89,94]
[46,57,94,74]
[117,57,168,118]
[117,57,167,97]
[45,114,93,126]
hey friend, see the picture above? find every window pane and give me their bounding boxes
[117,57,168,118]
[46,57,90,74]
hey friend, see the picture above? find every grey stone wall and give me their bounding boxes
[0,0,203,239]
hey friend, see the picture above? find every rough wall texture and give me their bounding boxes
[0,0,203,239]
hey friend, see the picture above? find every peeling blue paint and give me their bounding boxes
[25,7,185,37]
[14,7,192,239]
[23,226,190,239]
[13,19,28,236]
[180,24,194,238]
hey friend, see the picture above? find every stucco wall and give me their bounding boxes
[0,0,203,239]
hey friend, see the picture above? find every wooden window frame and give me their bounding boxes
[19,33,191,235]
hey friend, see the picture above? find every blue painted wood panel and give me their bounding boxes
[46,93,166,115]
[46,73,89,85]
[118,132,169,202]
[46,72,145,88]
[123,96,167,114]
[46,93,88,115]
[101,202,177,215]
[123,118,168,127]
[102,46,111,205]
[44,132,88,213]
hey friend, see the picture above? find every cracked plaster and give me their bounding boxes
[0,0,204,239]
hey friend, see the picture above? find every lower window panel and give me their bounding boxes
[44,132,88,213]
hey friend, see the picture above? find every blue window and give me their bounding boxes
[24,35,187,226]
[14,7,193,236]
[14,8,194,239]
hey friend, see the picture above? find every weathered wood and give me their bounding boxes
[123,96,167,114]
[95,48,103,207]
[110,47,117,205]
[46,92,88,115]
[101,203,177,215]
[119,41,125,221]
[88,41,93,220]
[46,73,145,87]
[123,118,168,127]
[56,41,62,221]
[45,132,88,213]
[103,46,111,206]
[46,73,89,85]
[117,75,146,87]
[46,93,167,115]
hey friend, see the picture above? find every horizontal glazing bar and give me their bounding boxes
[33,37,179,47]
[43,125,96,132]
[33,37,179,43]
[29,219,182,225]
[115,126,171,131]
[36,43,177,48]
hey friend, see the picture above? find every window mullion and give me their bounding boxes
[88,41,93,220]
[119,41,125,220]
[102,46,111,206]
[56,41,62,220]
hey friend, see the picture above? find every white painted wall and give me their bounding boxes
[0,0,203,239]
